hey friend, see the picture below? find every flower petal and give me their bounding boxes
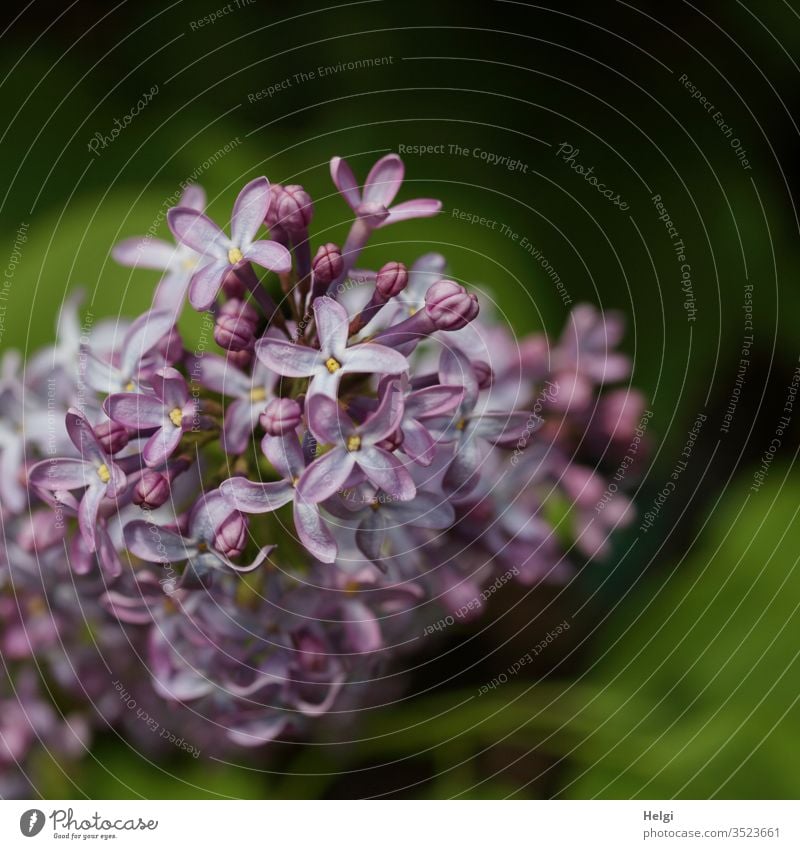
[363,153,404,207]
[306,394,355,445]
[356,446,415,501]
[296,448,354,503]
[330,156,361,210]
[407,384,465,418]
[104,393,166,430]
[188,259,230,310]
[439,346,479,410]
[78,484,106,552]
[362,380,404,443]
[473,411,536,446]
[255,337,320,377]
[246,239,292,273]
[142,424,183,467]
[293,496,337,563]
[342,342,408,379]
[151,366,189,409]
[220,476,294,513]
[400,416,436,465]
[313,297,349,359]
[191,353,250,396]
[112,237,177,270]
[120,309,176,379]
[231,177,270,248]
[180,183,206,211]
[64,407,105,464]
[378,198,442,227]
[124,519,198,563]
[28,458,89,492]
[262,433,306,481]
[167,207,230,258]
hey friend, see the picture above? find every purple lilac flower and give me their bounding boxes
[113,184,207,315]
[255,296,407,398]
[193,352,277,454]
[104,367,200,467]
[220,430,337,563]
[330,153,441,280]
[298,384,415,506]
[167,177,292,310]
[28,408,126,552]
[124,491,273,587]
[0,156,643,780]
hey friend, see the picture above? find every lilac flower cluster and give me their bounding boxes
[1,154,645,780]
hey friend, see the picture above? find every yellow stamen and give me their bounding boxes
[344,579,360,595]
[291,476,300,488]
[197,542,208,553]
[455,418,467,431]
[250,387,267,402]
[97,464,111,483]
[228,247,244,264]
[169,407,183,427]
[346,435,361,452]
[182,257,197,270]
[325,357,341,373]
[125,381,135,391]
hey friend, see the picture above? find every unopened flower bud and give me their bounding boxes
[94,419,130,454]
[260,397,302,436]
[312,243,343,285]
[375,261,408,300]
[214,299,259,351]
[221,267,247,299]
[226,348,253,370]
[277,184,314,232]
[134,470,170,509]
[424,279,480,331]
[215,512,248,558]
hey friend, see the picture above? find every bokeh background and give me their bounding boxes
[2,0,800,798]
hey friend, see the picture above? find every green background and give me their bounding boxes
[3,0,800,798]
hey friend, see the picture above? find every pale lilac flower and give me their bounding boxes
[432,348,535,495]
[193,353,277,454]
[167,177,292,310]
[104,367,199,467]
[330,154,441,281]
[83,308,176,395]
[113,185,207,315]
[221,431,337,563]
[124,491,273,586]
[256,296,407,399]
[298,385,415,504]
[28,408,126,552]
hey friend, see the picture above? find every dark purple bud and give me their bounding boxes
[221,267,247,299]
[226,348,253,370]
[94,419,130,454]
[215,512,248,558]
[134,470,171,509]
[265,184,287,229]
[214,298,259,351]
[375,261,408,300]
[18,509,66,553]
[277,184,314,232]
[260,397,302,436]
[424,279,480,331]
[312,243,343,285]
[473,360,494,389]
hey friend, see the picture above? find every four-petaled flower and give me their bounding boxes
[28,408,126,552]
[255,296,407,398]
[167,177,292,310]
[298,384,415,504]
[112,184,207,315]
[104,367,198,467]
[124,491,273,586]
[220,431,338,563]
[330,153,441,228]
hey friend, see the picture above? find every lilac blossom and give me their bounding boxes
[28,408,126,552]
[124,491,273,587]
[255,296,407,398]
[167,177,292,310]
[104,367,199,467]
[0,156,642,785]
[113,184,207,315]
